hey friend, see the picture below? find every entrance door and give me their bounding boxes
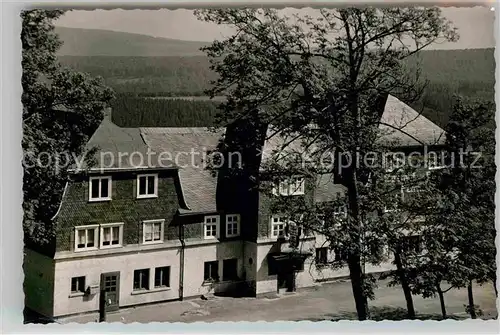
[101,272,120,312]
[277,272,295,292]
[277,273,288,291]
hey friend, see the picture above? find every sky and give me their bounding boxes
[55,7,496,49]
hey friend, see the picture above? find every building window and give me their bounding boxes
[333,205,347,218]
[204,261,219,282]
[71,276,86,294]
[271,216,287,238]
[401,235,423,254]
[89,176,112,201]
[384,189,403,213]
[315,247,329,265]
[427,155,446,170]
[222,259,238,281]
[384,154,405,173]
[142,219,164,244]
[226,214,240,238]
[100,223,124,248]
[204,215,219,239]
[137,174,158,198]
[133,269,150,291]
[74,225,98,251]
[404,185,422,193]
[334,247,348,262]
[154,266,170,288]
[276,177,305,196]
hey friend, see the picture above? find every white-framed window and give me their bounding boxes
[226,214,240,238]
[384,154,405,173]
[333,205,348,218]
[137,174,158,199]
[384,188,403,213]
[89,176,112,201]
[404,185,422,193]
[74,225,99,251]
[142,219,165,244]
[275,176,305,196]
[427,153,447,170]
[204,215,220,239]
[100,223,124,248]
[271,216,287,238]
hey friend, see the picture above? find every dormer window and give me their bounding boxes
[333,205,347,218]
[428,159,446,170]
[384,154,405,173]
[204,215,220,239]
[137,174,158,199]
[226,214,240,238]
[142,219,164,244]
[384,188,403,213]
[89,176,112,202]
[275,176,305,196]
[100,223,124,248]
[75,225,99,251]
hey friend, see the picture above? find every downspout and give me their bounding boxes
[178,216,185,301]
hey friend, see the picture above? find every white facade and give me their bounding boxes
[25,231,394,319]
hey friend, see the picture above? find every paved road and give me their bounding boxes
[61,279,497,323]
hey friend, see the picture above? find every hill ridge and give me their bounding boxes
[55,26,209,44]
[55,26,208,57]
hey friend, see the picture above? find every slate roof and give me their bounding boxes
[140,127,224,214]
[66,94,444,215]
[77,117,175,171]
[261,126,308,166]
[314,173,347,203]
[378,95,446,146]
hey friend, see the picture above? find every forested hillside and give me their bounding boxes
[55,27,207,56]
[59,56,214,96]
[407,48,495,126]
[111,95,218,127]
[59,48,495,128]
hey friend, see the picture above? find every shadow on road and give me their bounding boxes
[296,306,497,322]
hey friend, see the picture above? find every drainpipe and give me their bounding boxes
[178,220,185,301]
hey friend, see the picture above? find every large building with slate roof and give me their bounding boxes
[24,95,446,320]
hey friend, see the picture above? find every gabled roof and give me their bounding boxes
[378,95,446,146]
[76,118,174,171]
[140,127,224,214]
[82,118,150,169]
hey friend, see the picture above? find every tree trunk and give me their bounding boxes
[345,169,369,321]
[436,283,447,319]
[347,254,369,320]
[467,280,477,319]
[394,248,415,319]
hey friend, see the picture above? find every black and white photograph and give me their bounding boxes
[19,5,496,325]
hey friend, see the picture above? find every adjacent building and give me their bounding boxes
[24,94,446,320]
